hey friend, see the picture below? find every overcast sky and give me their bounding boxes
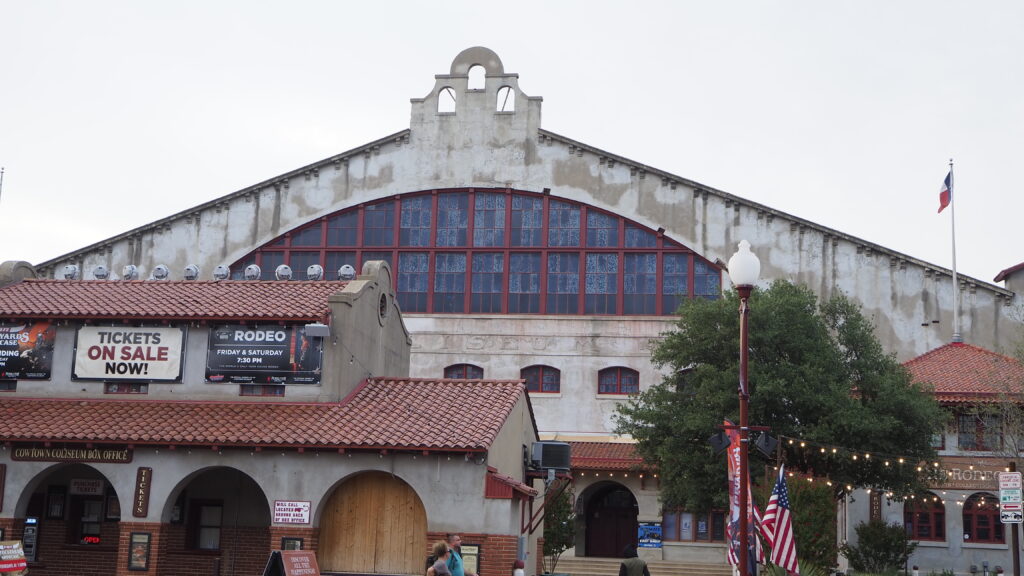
[1,1,1021,283]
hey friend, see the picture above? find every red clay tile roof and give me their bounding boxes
[0,377,526,451]
[569,441,647,471]
[995,262,1024,283]
[0,279,348,321]
[905,342,1024,404]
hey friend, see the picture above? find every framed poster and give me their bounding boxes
[128,532,151,571]
[0,321,56,379]
[205,325,322,384]
[281,537,303,550]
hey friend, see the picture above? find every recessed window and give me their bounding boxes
[521,365,560,393]
[240,384,285,397]
[445,364,483,379]
[663,509,726,542]
[105,382,148,394]
[958,412,1001,450]
[189,501,223,550]
[598,367,639,395]
[904,493,945,541]
[963,492,1002,543]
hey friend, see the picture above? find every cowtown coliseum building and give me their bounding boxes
[2,46,1023,574]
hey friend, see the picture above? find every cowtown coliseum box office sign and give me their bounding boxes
[206,325,322,384]
[0,322,56,380]
[74,327,185,381]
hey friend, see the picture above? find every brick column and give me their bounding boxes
[114,521,162,576]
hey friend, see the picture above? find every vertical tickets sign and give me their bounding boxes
[73,327,185,381]
[0,322,56,379]
[206,325,322,384]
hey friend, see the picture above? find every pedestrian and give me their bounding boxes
[619,544,651,576]
[446,533,478,576]
[427,541,452,576]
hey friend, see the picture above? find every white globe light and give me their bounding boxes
[727,240,761,287]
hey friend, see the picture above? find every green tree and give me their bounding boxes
[839,520,918,573]
[615,280,945,515]
[542,484,576,574]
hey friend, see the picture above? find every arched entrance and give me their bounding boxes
[582,482,638,558]
[318,471,426,575]
[13,464,120,576]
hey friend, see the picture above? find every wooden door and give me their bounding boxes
[585,485,638,557]
[318,471,427,574]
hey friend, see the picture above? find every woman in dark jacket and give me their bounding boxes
[619,545,651,576]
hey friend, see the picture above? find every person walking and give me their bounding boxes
[446,534,477,576]
[427,541,451,576]
[619,544,651,576]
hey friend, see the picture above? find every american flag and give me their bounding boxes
[762,466,800,576]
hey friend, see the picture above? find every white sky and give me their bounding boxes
[1,1,1021,283]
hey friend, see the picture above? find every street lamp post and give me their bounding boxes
[728,240,761,576]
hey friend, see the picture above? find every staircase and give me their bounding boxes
[553,557,733,576]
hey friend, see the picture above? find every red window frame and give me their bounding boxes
[521,365,560,393]
[598,367,639,395]
[963,492,1003,544]
[444,364,484,379]
[903,493,945,541]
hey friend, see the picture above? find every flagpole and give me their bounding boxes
[949,159,961,343]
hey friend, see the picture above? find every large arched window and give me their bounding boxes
[598,367,639,395]
[521,365,560,393]
[232,189,721,315]
[963,492,1003,544]
[444,364,483,379]
[904,492,945,541]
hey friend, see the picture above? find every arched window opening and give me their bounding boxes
[598,367,639,395]
[467,65,485,90]
[445,364,484,379]
[903,492,945,541]
[496,86,515,112]
[230,189,722,316]
[438,87,457,114]
[963,492,1003,544]
[521,365,560,393]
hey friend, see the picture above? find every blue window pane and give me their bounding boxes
[547,253,579,314]
[471,253,504,313]
[400,196,433,247]
[437,193,469,247]
[259,252,284,280]
[548,201,580,247]
[434,253,466,312]
[624,253,657,314]
[397,252,429,312]
[587,211,619,247]
[511,195,543,247]
[625,225,657,248]
[327,212,358,246]
[586,253,618,314]
[694,258,721,300]
[473,193,506,247]
[364,202,394,246]
[361,251,392,268]
[509,253,540,313]
[291,225,323,247]
[445,364,484,379]
[663,253,690,313]
[325,252,357,279]
[521,365,560,393]
[599,367,639,394]
[288,252,321,280]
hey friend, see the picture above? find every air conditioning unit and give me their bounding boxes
[531,441,571,471]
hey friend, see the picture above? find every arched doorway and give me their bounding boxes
[14,464,120,576]
[318,471,427,575]
[583,482,638,558]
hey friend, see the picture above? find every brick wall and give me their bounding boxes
[426,531,519,576]
[159,523,269,576]
[19,518,119,576]
[268,525,319,552]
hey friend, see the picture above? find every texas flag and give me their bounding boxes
[938,170,953,213]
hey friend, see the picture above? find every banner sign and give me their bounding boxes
[206,325,322,384]
[724,419,757,571]
[73,327,185,382]
[12,446,133,463]
[0,322,56,380]
[638,522,663,548]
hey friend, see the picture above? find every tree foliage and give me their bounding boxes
[615,281,945,513]
[839,520,918,573]
[542,484,576,574]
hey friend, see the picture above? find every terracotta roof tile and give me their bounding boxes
[905,342,1024,404]
[568,441,647,471]
[0,279,348,321]
[0,377,526,451]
